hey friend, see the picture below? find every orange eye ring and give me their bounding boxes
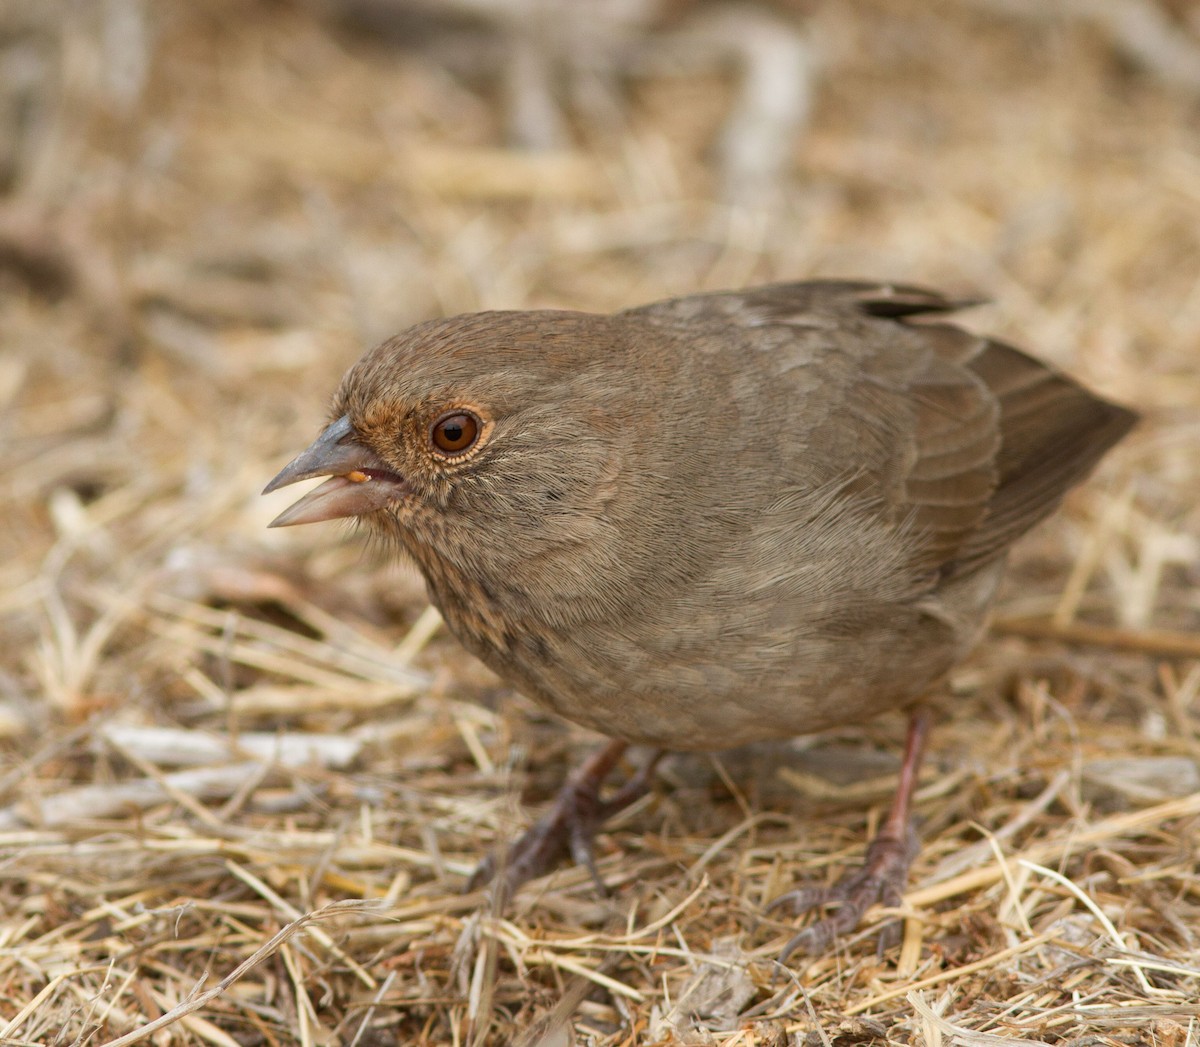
[429,410,481,456]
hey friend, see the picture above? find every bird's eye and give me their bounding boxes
[430,411,480,456]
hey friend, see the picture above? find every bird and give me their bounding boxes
[264,279,1136,956]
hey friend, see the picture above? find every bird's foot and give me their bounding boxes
[467,765,609,898]
[770,707,933,962]
[770,824,919,961]
[467,741,660,902]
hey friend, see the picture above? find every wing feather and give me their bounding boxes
[629,280,1136,579]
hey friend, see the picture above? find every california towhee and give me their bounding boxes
[265,280,1135,955]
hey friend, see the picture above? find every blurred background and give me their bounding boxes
[1,0,1199,1044]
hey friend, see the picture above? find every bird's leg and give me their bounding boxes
[468,740,663,900]
[771,706,933,961]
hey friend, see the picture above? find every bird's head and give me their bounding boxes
[264,310,642,578]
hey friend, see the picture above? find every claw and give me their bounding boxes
[774,826,917,960]
[468,741,663,902]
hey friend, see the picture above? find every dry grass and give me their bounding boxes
[1,0,1198,1043]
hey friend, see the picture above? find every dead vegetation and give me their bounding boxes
[0,0,1197,1043]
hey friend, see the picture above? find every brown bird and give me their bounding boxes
[264,280,1135,956]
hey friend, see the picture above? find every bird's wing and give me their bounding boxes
[629,280,1136,579]
[923,326,1137,575]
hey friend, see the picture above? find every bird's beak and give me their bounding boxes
[263,415,407,527]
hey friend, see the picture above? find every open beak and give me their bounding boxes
[263,415,407,527]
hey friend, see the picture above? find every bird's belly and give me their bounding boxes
[482,612,967,751]
[434,562,1004,753]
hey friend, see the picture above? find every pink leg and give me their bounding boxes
[468,740,663,900]
[772,707,933,960]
